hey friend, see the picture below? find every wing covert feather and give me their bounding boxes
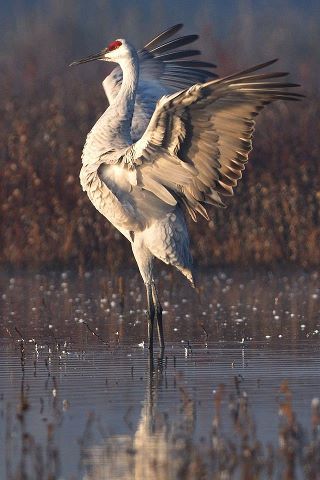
[118,60,303,220]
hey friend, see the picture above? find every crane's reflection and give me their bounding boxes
[82,350,196,480]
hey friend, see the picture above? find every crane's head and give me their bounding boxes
[69,39,134,66]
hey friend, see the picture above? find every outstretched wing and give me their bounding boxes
[103,24,217,141]
[109,60,303,221]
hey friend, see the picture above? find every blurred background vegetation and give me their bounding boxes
[0,0,319,270]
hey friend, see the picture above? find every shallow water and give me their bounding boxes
[0,268,320,479]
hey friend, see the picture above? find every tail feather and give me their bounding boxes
[178,266,196,288]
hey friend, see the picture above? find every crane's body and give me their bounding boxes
[80,40,193,282]
[71,25,302,350]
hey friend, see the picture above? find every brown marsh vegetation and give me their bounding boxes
[0,1,319,270]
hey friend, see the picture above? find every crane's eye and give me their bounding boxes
[107,40,122,51]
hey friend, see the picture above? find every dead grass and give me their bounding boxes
[1,85,318,269]
[0,2,319,269]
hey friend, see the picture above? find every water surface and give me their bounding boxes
[0,268,319,479]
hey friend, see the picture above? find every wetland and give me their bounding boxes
[1,268,320,479]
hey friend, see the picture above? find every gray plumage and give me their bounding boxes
[71,24,303,349]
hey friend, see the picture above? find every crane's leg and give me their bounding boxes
[151,282,164,350]
[146,282,155,351]
[131,239,157,350]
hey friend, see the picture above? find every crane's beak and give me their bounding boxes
[69,50,106,66]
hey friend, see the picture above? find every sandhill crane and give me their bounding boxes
[70,24,302,351]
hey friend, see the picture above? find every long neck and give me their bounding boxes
[117,51,139,117]
[82,50,139,165]
[101,51,139,146]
